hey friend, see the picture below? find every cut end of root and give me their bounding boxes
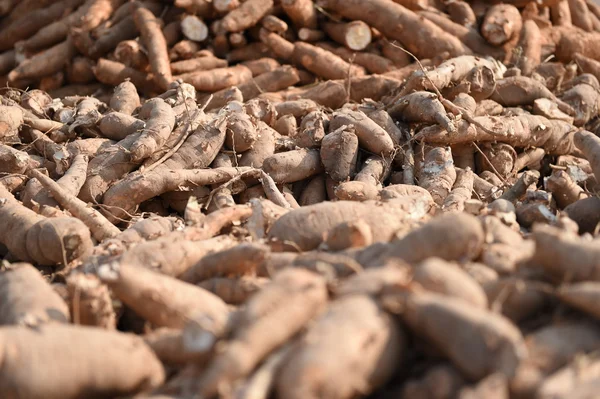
[181,15,209,42]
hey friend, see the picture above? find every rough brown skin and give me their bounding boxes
[516,19,542,76]
[174,0,213,15]
[134,5,172,91]
[8,38,74,82]
[98,230,237,278]
[0,105,23,140]
[192,268,328,399]
[329,46,396,74]
[66,56,95,84]
[267,199,430,251]
[0,175,27,193]
[366,109,403,147]
[38,72,65,92]
[299,174,327,206]
[30,169,120,242]
[573,130,600,180]
[180,243,269,283]
[111,216,181,246]
[418,114,575,156]
[532,224,600,282]
[98,112,144,140]
[261,15,288,34]
[500,170,540,203]
[177,64,253,92]
[0,263,70,325]
[479,216,532,275]
[0,184,92,265]
[330,109,395,156]
[109,80,140,115]
[533,98,574,124]
[418,11,503,58]
[417,146,457,206]
[292,42,364,80]
[130,98,176,162]
[277,295,404,399]
[355,156,389,189]
[143,327,206,366]
[66,273,116,329]
[442,167,474,213]
[98,261,230,330]
[258,29,294,62]
[260,251,363,278]
[78,131,142,203]
[317,0,470,59]
[262,148,324,184]
[412,257,488,308]
[241,57,281,76]
[556,28,600,62]
[452,93,477,115]
[88,15,139,59]
[323,219,373,251]
[476,143,516,179]
[244,97,276,125]
[481,4,522,49]
[380,185,433,202]
[275,99,319,118]
[561,77,600,126]
[25,154,89,210]
[93,58,154,93]
[546,170,588,208]
[171,56,228,75]
[513,148,545,173]
[0,144,42,175]
[198,277,269,305]
[239,121,277,168]
[490,76,574,115]
[381,212,484,264]
[0,324,165,399]
[209,66,300,110]
[335,181,380,202]
[407,57,501,95]
[383,290,526,381]
[18,1,94,52]
[228,31,248,49]
[168,39,201,62]
[101,112,228,219]
[222,108,256,153]
[281,0,318,29]
[103,167,250,223]
[447,0,476,27]
[474,99,503,116]
[0,0,83,51]
[220,0,273,32]
[388,91,455,133]
[294,109,328,149]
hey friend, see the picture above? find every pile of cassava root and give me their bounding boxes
[3,0,600,398]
